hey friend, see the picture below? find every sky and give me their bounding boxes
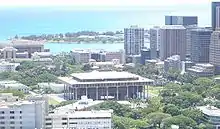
[0,0,212,7]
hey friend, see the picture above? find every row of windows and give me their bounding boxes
[0,111,22,114]
[0,121,22,124]
[0,127,22,129]
[0,116,22,119]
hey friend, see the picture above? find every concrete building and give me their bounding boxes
[16,52,29,58]
[210,30,220,73]
[160,25,186,61]
[0,47,17,59]
[45,109,112,129]
[212,2,220,30]
[127,55,141,64]
[140,49,151,65]
[0,80,30,93]
[190,28,212,63]
[186,63,215,77]
[185,25,199,57]
[197,106,220,129]
[0,95,47,129]
[165,16,198,26]
[0,62,20,72]
[59,71,153,100]
[11,40,44,58]
[164,55,182,72]
[71,49,91,64]
[124,26,144,56]
[105,50,125,64]
[150,26,160,59]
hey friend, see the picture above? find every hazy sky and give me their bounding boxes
[0,0,211,7]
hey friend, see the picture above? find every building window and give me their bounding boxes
[10,127,15,129]
[19,116,22,119]
[10,116,15,119]
[46,118,52,120]
[62,122,67,125]
[0,122,5,124]
[20,122,22,124]
[62,118,67,120]
[0,116,4,119]
[45,123,52,125]
[20,111,22,114]
[10,122,15,124]
[9,111,14,114]
[0,111,4,114]
[0,127,5,129]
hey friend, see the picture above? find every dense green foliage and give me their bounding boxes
[0,53,83,87]
[0,89,25,98]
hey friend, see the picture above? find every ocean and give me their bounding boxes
[0,5,211,53]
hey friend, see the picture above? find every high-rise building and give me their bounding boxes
[212,2,220,30]
[210,30,220,73]
[124,26,144,56]
[185,25,198,57]
[190,28,212,63]
[150,26,160,59]
[160,25,186,61]
[165,16,198,26]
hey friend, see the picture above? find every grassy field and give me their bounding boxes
[48,98,60,105]
[146,86,163,95]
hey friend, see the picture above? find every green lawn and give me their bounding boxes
[146,86,163,95]
[49,98,60,105]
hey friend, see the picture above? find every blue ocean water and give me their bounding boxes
[0,5,210,40]
[0,5,211,53]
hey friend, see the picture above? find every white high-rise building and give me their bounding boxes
[45,109,113,129]
[124,26,144,56]
[0,94,47,129]
[210,30,220,73]
[150,26,160,59]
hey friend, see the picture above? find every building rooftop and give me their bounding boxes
[196,63,214,68]
[71,71,140,80]
[49,109,113,118]
[197,106,220,117]
[161,25,186,30]
[0,80,29,89]
[0,100,36,108]
[59,71,153,85]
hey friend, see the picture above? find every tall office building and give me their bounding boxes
[165,16,198,26]
[124,26,144,56]
[190,28,212,63]
[212,2,220,30]
[210,30,220,73]
[150,26,160,59]
[160,25,186,61]
[185,25,198,57]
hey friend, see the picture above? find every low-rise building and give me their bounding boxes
[0,61,20,72]
[46,109,113,129]
[59,71,153,100]
[197,106,220,129]
[0,80,30,93]
[0,46,17,59]
[0,94,47,129]
[31,52,52,58]
[164,55,182,72]
[186,63,214,77]
[71,49,91,64]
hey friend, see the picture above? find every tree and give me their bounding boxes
[162,115,197,129]
[192,78,214,96]
[82,64,91,71]
[147,112,171,128]
[163,104,181,116]
[182,108,203,123]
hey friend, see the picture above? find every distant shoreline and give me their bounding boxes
[46,40,124,44]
